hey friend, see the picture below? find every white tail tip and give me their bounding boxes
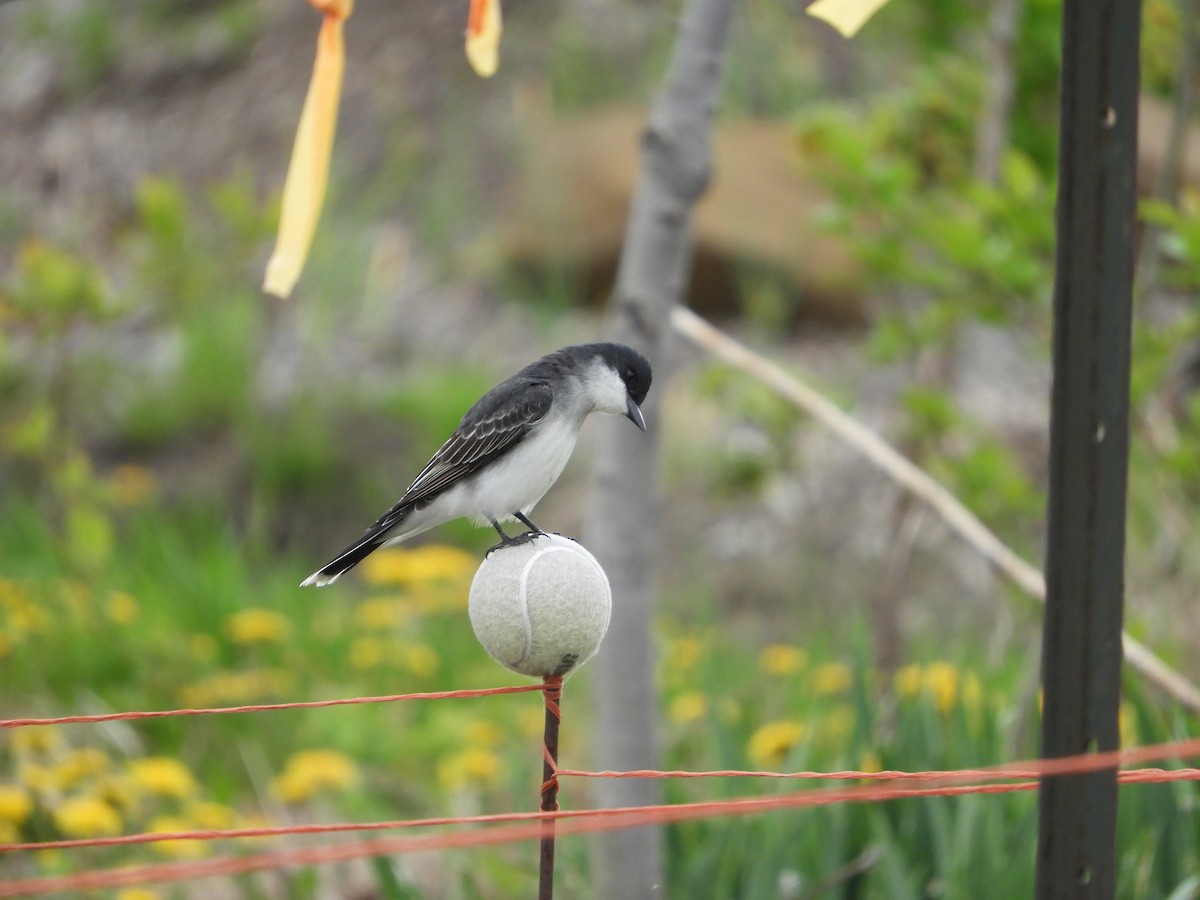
[300,571,339,587]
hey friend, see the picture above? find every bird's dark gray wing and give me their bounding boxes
[300,378,554,586]
[398,378,554,511]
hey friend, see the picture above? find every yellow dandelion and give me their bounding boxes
[413,583,470,614]
[517,707,545,738]
[747,721,805,768]
[54,747,110,790]
[668,691,709,726]
[272,750,359,805]
[116,889,162,900]
[184,800,237,830]
[962,671,984,711]
[402,643,439,678]
[858,750,883,774]
[1119,701,1139,748]
[5,601,50,638]
[0,785,33,824]
[226,608,290,645]
[0,578,33,612]
[813,662,853,696]
[10,726,62,757]
[355,597,404,630]
[17,762,55,794]
[105,591,139,625]
[894,664,923,699]
[179,668,293,708]
[466,721,505,747]
[128,757,198,799]
[923,662,959,714]
[438,747,503,792]
[94,773,139,812]
[760,644,807,677]
[177,681,216,709]
[664,635,704,673]
[53,795,122,838]
[271,772,315,805]
[147,815,208,859]
[108,464,158,507]
[349,636,385,671]
[359,544,476,586]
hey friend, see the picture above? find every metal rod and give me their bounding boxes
[538,675,563,900]
[1036,1,1142,896]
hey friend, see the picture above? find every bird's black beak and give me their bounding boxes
[626,395,647,431]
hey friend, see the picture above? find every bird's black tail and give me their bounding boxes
[301,505,412,587]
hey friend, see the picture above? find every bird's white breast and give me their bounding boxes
[462,413,581,523]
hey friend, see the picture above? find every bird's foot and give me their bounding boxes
[485,529,547,556]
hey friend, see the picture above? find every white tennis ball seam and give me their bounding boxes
[514,543,601,668]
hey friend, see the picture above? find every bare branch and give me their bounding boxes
[671,305,1200,714]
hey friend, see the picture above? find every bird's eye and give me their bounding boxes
[624,367,635,382]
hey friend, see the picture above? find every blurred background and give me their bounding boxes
[2,0,1199,896]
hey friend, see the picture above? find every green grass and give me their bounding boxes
[1,494,1198,897]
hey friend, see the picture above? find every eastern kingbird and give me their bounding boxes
[301,343,652,586]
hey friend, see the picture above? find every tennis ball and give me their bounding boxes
[468,534,612,678]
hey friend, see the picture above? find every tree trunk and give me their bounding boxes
[583,0,736,895]
[974,0,1024,184]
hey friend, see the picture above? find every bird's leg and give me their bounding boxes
[513,512,545,536]
[486,514,545,556]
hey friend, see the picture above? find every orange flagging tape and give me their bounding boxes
[0,684,544,729]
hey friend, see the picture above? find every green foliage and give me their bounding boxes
[3,503,1196,896]
[0,241,122,576]
[542,21,670,114]
[59,5,118,95]
[693,364,801,496]
[1142,195,1200,291]
[16,0,262,97]
[1143,0,1188,95]
[382,368,494,441]
[656,625,1195,898]
[119,177,267,446]
[8,241,110,326]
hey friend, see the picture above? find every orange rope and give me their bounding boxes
[3,683,1199,897]
[0,684,543,729]
[1,764,1198,897]
[4,765,1195,857]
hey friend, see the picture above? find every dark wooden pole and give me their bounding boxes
[538,675,563,900]
[1036,1,1141,897]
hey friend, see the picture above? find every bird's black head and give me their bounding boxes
[606,343,652,406]
[583,342,652,431]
